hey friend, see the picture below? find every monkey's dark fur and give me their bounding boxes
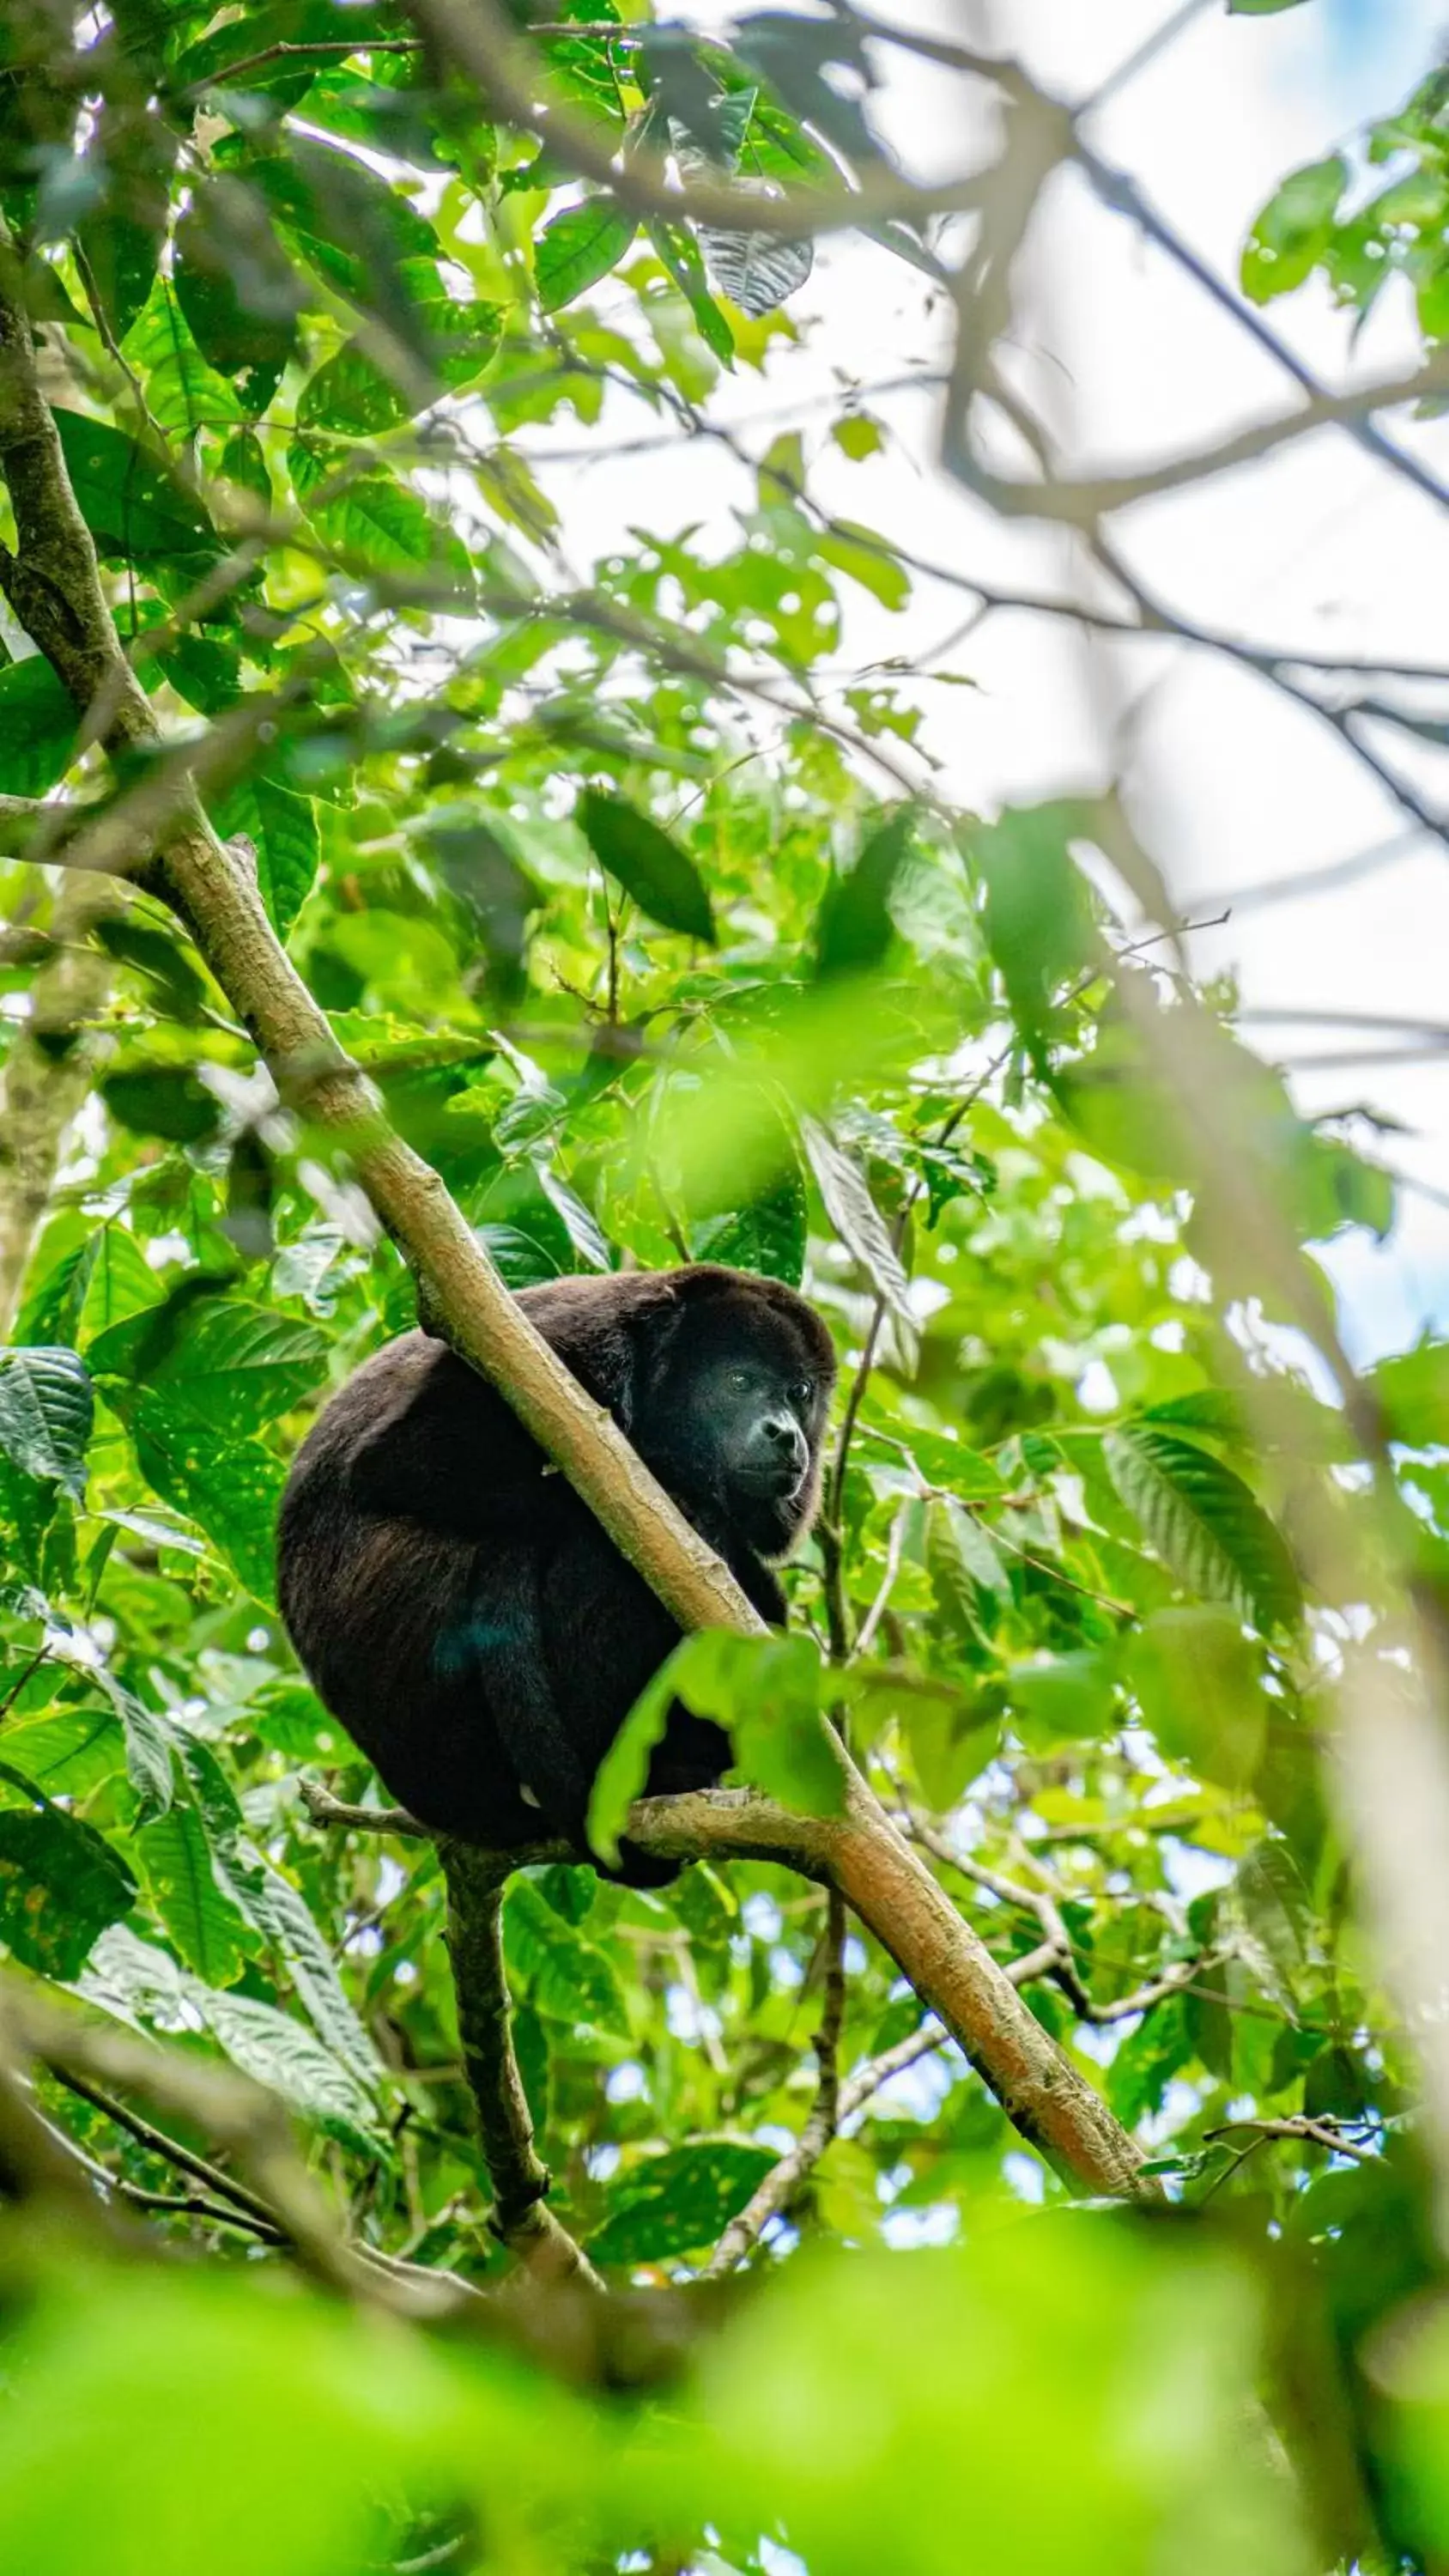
[277,1266,835,1885]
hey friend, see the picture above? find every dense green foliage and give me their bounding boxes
[1,4,1448,2571]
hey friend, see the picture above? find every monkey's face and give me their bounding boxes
[636,1309,830,1558]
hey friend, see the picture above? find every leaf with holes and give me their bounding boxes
[0,1807,136,1978]
[1106,1426,1302,1637]
[123,1393,286,1603]
[0,1348,94,1499]
[504,1879,631,2035]
[588,2142,776,2264]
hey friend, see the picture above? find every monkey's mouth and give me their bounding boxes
[739,1460,807,1506]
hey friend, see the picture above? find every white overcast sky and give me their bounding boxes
[535,0,1449,1364]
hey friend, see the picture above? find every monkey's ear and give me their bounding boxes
[588,1279,684,1431]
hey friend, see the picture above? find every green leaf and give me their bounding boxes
[587,2142,776,2264]
[120,277,246,434]
[3,1705,125,1800]
[209,773,320,939]
[1369,1342,1449,1449]
[100,1065,222,1143]
[217,427,272,505]
[0,1807,136,1978]
[1241,155,1347,303]
[586,1664,676,1867]
[659,1629,846,1819]
[296,340,414,437]
[578,789,717,942]
[137,1800,255,1986]
[96,1674,179,1823]
[690,1162,808,1284]
[52,410,221,565]
[815,520,910,611]
[814,808,915,979]
[124,1393,285,1602]
[535,197,638,312]
[88,1299,327,1437]
[503,1878,631,2035]
[1009,1651,1116,1747]
[0,658,76,796]
[197,1988,385,2154]
[288,439,470,584]
[173,204,298,416]
[1105,1426,1302,1636]
[973,801,1098,1060]
[0,1347,93,1497]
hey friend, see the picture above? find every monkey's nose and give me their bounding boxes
[761,1413,808,1479]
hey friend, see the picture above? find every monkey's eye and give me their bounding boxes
[791,1380,814,1411]
[727,1367,751,1393]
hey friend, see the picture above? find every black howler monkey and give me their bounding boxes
[277,1265,835,1886]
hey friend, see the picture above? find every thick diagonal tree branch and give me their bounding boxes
[0,245,1151,2248]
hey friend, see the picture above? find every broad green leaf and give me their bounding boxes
[124,1394,285,1602]
[656,1629,846,1819]
[886,1675,1002,1809]
[1369,1342,1449,1449]
[173,202,298,415]
[137,1800,255,1987]
[209,773,320,939]
[243,1860,380,2085]
[197,1988,385,2154]
[288,439,470,583]
[815,520,910,610]
[52,410,221,564]
[578,789,717,942]
[1009,1651,1117,1747]
[690,1162,808,1284]
[814,808,915,979]
[536,197,637,312]
[586,1662,676,1866]
[0,1347,93,1497]
[928,1496,1012,1637]
[1241,155,1347,303]
[1126,1610,1269,1788]
[3,1704,125,1799]
[0,1807,136,1978]
[91,1670,179,1822]
[973,801,1097,1060]
[504,1878,631,2035]
[0,658,76,795]
[100,1063,223,1143]
[88,1299,327,1437]
[587,2142,776,2264]
[1106,1425,1302,1636]
[121,277,246,434]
